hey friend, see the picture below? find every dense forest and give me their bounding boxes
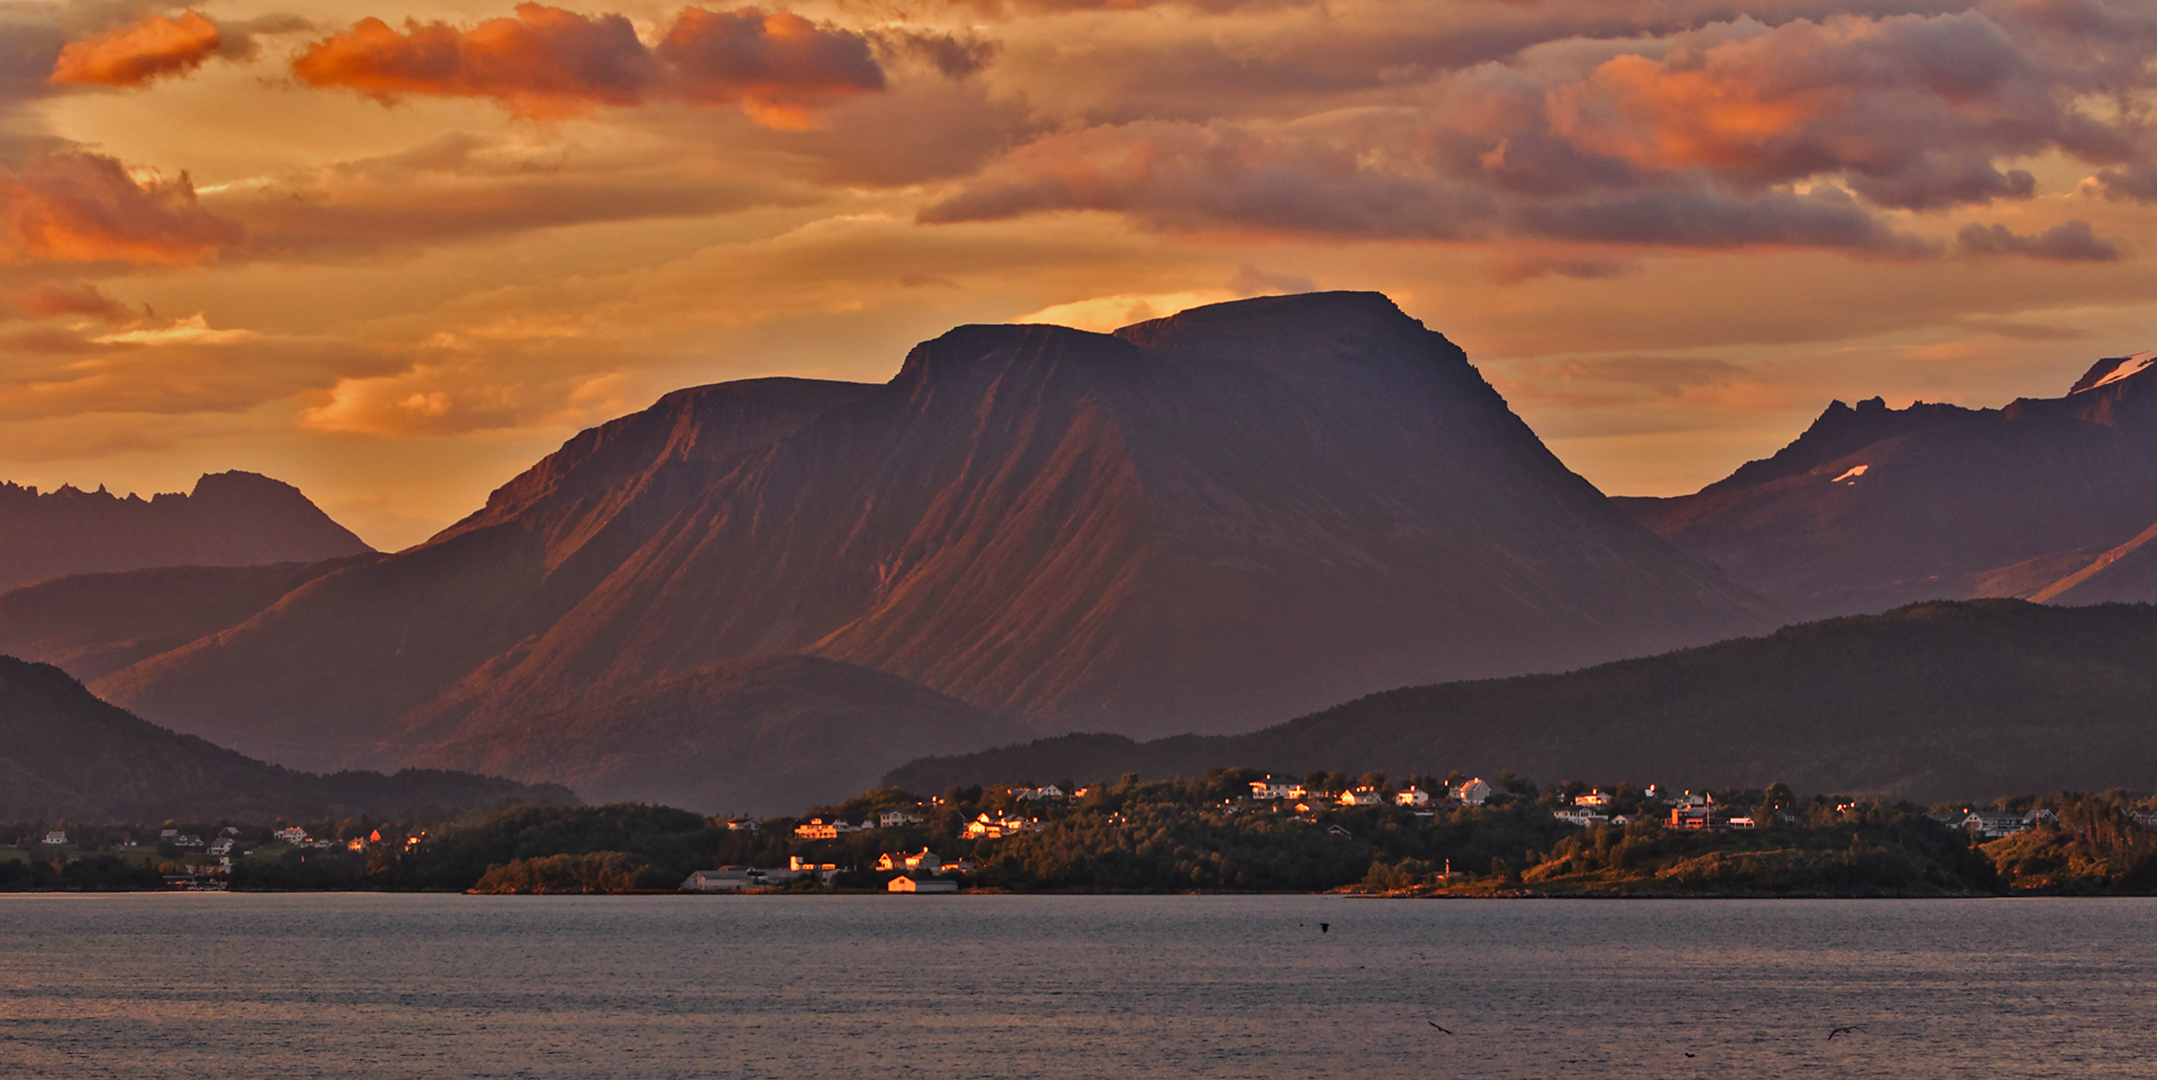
[10,767,2155,896]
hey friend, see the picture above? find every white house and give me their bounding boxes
[888,876,959,893]
[274,826,309,845]
[876,849,943,873]
[725,819,760,832]
[879,809,924,828]
[1452,778,1492,805]
[1338,787,1385,807]
[1249,779,1302,800]
[1553,810,1610,827]
[41,830,66,846]
[1396,787,1431,807]
[1957,810,2033,840]
[1573,791,1614,808]
[681,868,765,892]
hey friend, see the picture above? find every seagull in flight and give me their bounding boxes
[1427,1021,1453,1035]
[1829,1025,1864,1040]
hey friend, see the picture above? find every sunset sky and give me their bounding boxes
[5,0,2156,548]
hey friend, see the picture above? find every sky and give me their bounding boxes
[3,0,2156,549]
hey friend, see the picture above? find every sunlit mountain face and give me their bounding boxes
[3,0,2155,550]
[78,294,1772,807]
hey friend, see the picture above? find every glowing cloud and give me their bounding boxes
[293,4,884,125]
[0,152,244,265]
[50,11,223,87]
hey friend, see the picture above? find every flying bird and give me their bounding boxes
[1829,1025,1864,1040]
[1683,1052,1696,1058]
[1320,922,1330,933]
[1427,1021,1453,1035]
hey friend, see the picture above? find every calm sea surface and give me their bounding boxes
[3,893,2153,1079]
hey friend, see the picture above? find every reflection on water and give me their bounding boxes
[3,894,2153,1079]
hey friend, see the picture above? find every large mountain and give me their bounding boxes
[886,600,2157,804]
[92,292,1772,805]
[0,471,373,592]
[1617,351,2157,620]
[0,656,572,821]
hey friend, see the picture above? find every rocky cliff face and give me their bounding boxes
[0,471,373,592]
[94,293,1774,804]
[1619,354,2157,620]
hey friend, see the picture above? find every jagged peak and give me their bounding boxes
[1701,395,1988,494]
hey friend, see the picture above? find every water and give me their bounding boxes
[3,894,2153,1079]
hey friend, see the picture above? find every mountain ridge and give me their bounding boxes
[1619,354,2157,619]
[0,471,373,593]
[0,655,574,820]
[886,599,2157,804]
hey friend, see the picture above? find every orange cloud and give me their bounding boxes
[1,282,135,323]
[291,5,650,119]
[50,11,222,87]
[0,152,244,265]
[1549,55,1823,174]
[292,4,884,125]
[656,8,883,128]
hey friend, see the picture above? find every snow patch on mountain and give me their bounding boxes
[2081,351,2157,392]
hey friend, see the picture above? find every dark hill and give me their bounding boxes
[1618,352,2157,620]
[0,656,573,821]
[95,293,1773,801]
[0,471,373,592]
[886,600,2157,804]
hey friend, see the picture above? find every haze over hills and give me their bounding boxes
[0,558,379,682]
[87,292,1775,808]
[887,600,2157,804]
[0,656,573,821]
[411,654,1015,815]
[0,472,374,593]
[1617,352,2157,620]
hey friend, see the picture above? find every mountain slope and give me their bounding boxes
[887,600,2157,804]
[2032,521,2157,604]
[0,656,572,820]
[0,471,373,592]
[0,557,378,681]
[96,292,1772,803]
[412,654,1016,815]
[1618,353,2157,620]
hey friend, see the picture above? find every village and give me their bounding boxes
[673,773,2150,895]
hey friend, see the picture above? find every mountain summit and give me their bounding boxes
[0,471,372,592]
[1620,350,2157,619]
[93,293,1772,808]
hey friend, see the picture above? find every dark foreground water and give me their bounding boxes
[3,894,2153,1079]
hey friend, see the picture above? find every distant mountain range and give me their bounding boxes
[887,599,2157,804]
[51,292,1773,811]
[13,295,2152,814]
[1618,351,2157,620]
[0,471,373,593]
[0,656,572,821]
